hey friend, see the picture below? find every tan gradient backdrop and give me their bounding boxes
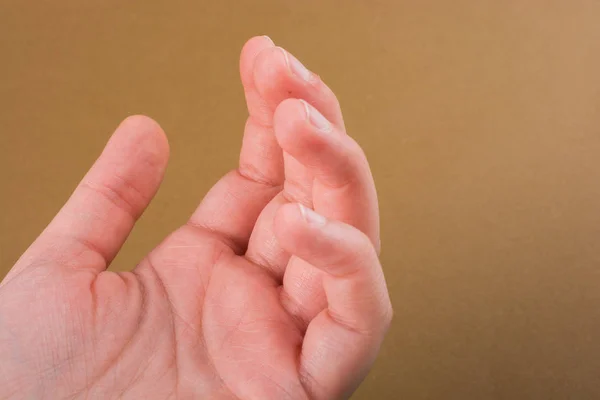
[2,1,600,399]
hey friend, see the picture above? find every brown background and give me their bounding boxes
[2,1,600,399]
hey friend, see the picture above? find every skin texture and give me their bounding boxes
[0,36,392,400]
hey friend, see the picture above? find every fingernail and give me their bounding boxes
[298,204,327,227]
[263,35,275,45]
[301,100,332,132]
[279,47,311,82]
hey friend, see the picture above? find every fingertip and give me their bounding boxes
[119,114,163,131]
[273,202,318,253]
[274,202,337,260]
[111,115,170,170]
[241,36,276,88]
[261,35,275,46]
[272,98,307,142]
[274,98,335,160]
[253,46,290,104]
[273,202,304,243]
[274,97,305,119]
[242,35,275,54]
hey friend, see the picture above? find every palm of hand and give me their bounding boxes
[0,37,391,400]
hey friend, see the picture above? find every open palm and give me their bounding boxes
[0,37,391,400]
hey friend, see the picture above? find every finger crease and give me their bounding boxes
[185,221,247,255]
[236,166,283,189]
[79,179,140,221]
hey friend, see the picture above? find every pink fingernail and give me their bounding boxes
[301,100,332,132]
[298,204,327,227]
[279,47,312,82]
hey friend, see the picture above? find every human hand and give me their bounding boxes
[0,36,392,400]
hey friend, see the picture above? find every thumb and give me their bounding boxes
[4,115,169,282]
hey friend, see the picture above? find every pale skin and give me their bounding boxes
[0,36,392,400]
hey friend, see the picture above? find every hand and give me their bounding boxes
[0,36,392,400]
